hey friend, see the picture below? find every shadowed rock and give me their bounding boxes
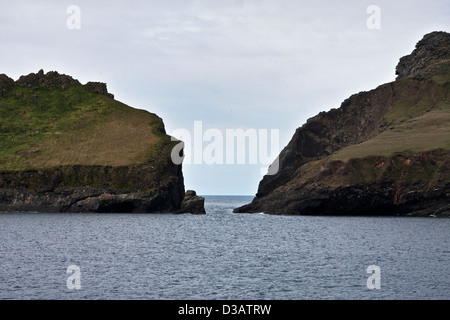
[15,69,81,89]
[0,74,14,97]
[396,31,450,80]
[180,190,206,214]
[85,81,114,99]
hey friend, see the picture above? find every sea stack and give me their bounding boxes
[179,190,206,214]
[234,31,450,217]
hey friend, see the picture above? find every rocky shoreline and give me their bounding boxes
[0,188,207,214]
[235,151,450,217]
[0,160,186,213]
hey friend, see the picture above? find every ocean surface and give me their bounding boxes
[0,195,449,300]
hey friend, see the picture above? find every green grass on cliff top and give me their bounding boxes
[331,68,450,162]
[0,83,168,171]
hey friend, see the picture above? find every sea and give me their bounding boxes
[0,195,449,300]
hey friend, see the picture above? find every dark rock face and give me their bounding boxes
[16,69,81,89]
[234,32,450,217]
[0,74,14,97]
[0,188,175,213]
[396,31,450,79]
[179,190,206,214]
[0,154,186,213]
[6,69,114,98]
[236,151,450,216]
[85,81,114,99]
[253,82,396,199]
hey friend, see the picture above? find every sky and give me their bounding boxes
[1,0,449,195]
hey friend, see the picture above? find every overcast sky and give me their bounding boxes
[1,0,449,195]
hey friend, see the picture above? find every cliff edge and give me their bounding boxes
[234,31,450,217]
[0,70,189,213]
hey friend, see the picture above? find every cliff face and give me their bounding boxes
[235,31,450,217]
[0,70,186,213]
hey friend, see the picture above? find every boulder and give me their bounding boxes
[180,190,206,214]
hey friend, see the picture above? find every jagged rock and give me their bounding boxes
[0,74,14,97]
[396,31,450,79]
[85,81,114,99]
[13,69,114,98]
[15,69,81,89]
[180,190,206,214]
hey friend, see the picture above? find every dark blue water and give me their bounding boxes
[0,196,449,300]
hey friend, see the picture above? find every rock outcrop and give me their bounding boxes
[396,31,450,79]
[15,69,81,90]
[179,190,206,214]
[0,70,188,213]
[234,31,450,217]
[0,153,185,213]
[85,81,114,99]
[0,74,14,97]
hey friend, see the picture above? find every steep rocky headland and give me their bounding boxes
[0,69,202,213]
[235,31,450,217]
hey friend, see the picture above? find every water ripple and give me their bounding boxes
[0,197,449,300]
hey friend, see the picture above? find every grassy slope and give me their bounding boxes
[330,67,450,162]
[0,83,168,171]
[289,65,450,189]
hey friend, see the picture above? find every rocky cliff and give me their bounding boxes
[0,70,195,213]
[234,31,450,217]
